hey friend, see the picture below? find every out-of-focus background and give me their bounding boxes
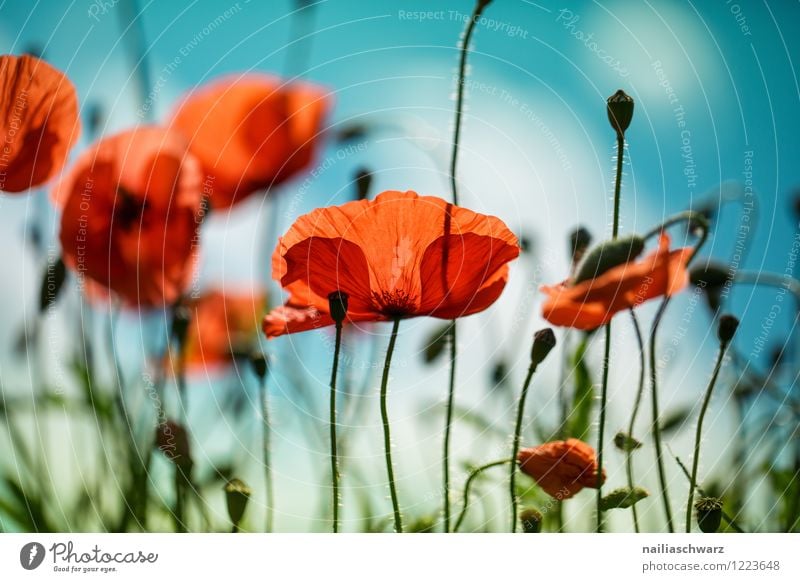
[1,0,798,532]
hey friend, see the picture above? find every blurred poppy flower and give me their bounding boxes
[517,438,605,499]
[0,54,80,193]
[55,127,204,307]
[263,190,519,338]
[171,74,330,209]
[176,288,266,374]
[540,234,692,330]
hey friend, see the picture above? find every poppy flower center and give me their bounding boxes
[372,289,417,317]
[115,187,149,231]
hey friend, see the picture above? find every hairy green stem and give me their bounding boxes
[443,322,456,532]
[329,322,343,532]
[259,371,274,533]
[626,310,646,533]
[510,363,538,532]
[455,459,511,532]
[381,319,403,532]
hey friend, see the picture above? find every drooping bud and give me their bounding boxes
[39,256,67,312]
[689,261,732,312]
[614,431,642,452]
[607,89,634,137]
[695,497,723,533]
[530,328,556,368]
[353,168,372,200]
[327,291,349,325]
[249,350,268,380]
[224,478,252,531]
[568,226,592,265]
[519,508,543,533]
[718,314,739,345]
[599,486,649,510]
[573,235,645,285]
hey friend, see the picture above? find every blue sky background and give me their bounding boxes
[1,0,799,531]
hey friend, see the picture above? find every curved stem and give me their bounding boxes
[455,458,511,533]
[380,319,403,532]
[626,310,646,533]
[686,339,731,532]
[329,322,343,532]
[259,371,274,533]
[510,363,537,532]
[443,322,456,532]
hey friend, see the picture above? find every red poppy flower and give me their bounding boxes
[517,438,605,499]
[0,54,80,193]
[170,74,330,209]
[55,127,204,307]
[540,234,692,330]
[263,190,519,338]
[177,288,266,374]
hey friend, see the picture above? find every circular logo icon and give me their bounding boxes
[20,542,46,570]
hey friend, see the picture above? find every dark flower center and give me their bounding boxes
[372,289,417,317]
[115,186,149,231]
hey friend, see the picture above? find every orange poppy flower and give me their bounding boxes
[517,438,605,499]
[263,190,519,338]
[55,127,204,307]
[540,234,692,330]
[0,54,80,193]
[177,288,266,374]
[171,74,330,209]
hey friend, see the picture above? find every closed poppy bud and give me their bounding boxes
[607,89,634,137]
[530,328,556,367]
[354,168,372,200]
[573,235,645,285]
[249,350,268,380]
[614,431,642,452]
[689,261,731,313]
[568,226,592,265]
[39,257,66,312]
[224,478,251,530]
[695,497,723,533]
[327,291,349,325]
[599,486,649,510]
[718,314,739,344]
[519,508,543,533]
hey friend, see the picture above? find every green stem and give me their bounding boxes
[455,458,511,532]
[686,338,731,532]
[259,371,274,533]
[626,310,646,533]
[443,322,456,532]
[510,362,537,532]
[380,319,403,532]
[330,322,343,532]
[648,212,709,533]
[612,134,624,238]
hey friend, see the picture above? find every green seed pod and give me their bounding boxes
[519,508,543,533]
[224,478,252,530]
[573,235,645,285]
[695,497,723,533]
[599,486,649,510]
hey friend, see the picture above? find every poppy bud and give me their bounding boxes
[224,478,252,530]
[354,168,372,200]
[607,89,634,137]
[530,328,556,368]
[491,360,509,387]
[85,102,105,138]
[519,508,543,533]
[689,261,731,313]
[573,235,645,285]
[568,226,592,265]
[422,323,451,364]
[39,256,66,312]
[718,314,739,344]
[171,304,192,348]
[249,350,268,380]
[695,497,723,533]
[327,291,349,325]
[156,420,192,469]
[614,431,642,452]
[519,235,533,254]
[599,486,649,510]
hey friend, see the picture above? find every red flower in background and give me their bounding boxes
[263,190,519,338]
[176,288,266,374]
[517,438,605,499]
[540,234,692,330]
[171,74,330,209]
[0,54,80,193]
[55,127,204,307]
